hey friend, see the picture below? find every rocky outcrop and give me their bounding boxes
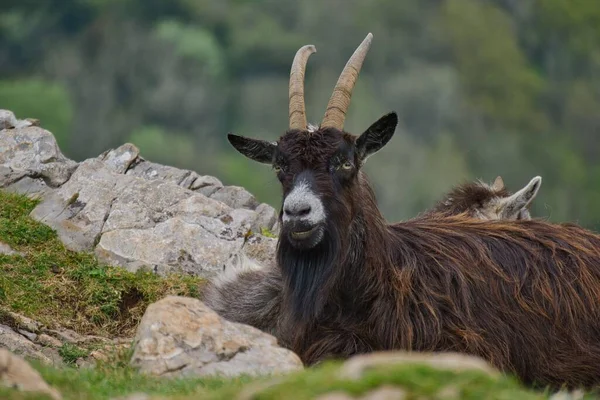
[0,109,278,278]
[0,349,62,400]
[130,296,303,378]
[0,310,130,368]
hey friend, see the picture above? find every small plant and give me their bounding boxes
[58,343,89,365]
[260,227,278,238]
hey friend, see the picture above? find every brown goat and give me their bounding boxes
[203,175,543,347]
[211,33,600,390]
[427,175,542,220]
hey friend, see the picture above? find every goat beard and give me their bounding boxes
[277,220,342,323]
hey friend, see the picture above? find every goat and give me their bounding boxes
[426,175,542,220]
[213,33,600,390]
[203,176,543,346]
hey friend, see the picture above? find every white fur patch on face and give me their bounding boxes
[282,180,326,225]
[212,252,265,289]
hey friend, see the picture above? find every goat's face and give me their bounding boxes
[227,33,396,249]
[228,113,398,249]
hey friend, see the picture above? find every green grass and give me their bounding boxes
[1,356,589,400]
[0,191,205,337]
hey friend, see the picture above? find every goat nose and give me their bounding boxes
[284,203,312,219]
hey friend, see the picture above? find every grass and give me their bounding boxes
[1,355,590,400]
[0,191,205,337]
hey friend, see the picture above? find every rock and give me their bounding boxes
[0,324,62,366]
[337,351,499,381]
[100,143,140,174]
[3,311,42,333]
[36,334,63,348]
[359,386,408,400]
[1,108,277,279]
[0,242,23,257]
[549,389,586,400]
[126,159,199,189]
[210,186,259,210]
[253,203,279,232]
[18,329,37,342]
[44,327,117,345]
[0,109,19,130]
[0,349,62,400]
[30,157,273,277]
[0,125,78,190]
[191,175,223,196]
[241,235,277,269]
[130,296,303,379]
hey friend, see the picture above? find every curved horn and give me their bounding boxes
[289,44,317,130]
[321,33,373,130]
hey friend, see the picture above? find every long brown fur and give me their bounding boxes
[220,124,600,391]
[202,176,540,350]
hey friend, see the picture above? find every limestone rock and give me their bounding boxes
[0,110,37,130]
[126,159,197,188]
[130,296,303,378]
[100,143,140,174]
[0,125,78,196]
[1,108,278,279]
[0,324,62,366]
[191,175,223,196]
[254,203,279,233]
[29,157,274,277]
[338,351,499,381]
[36,334,63,348]
[0,109,19,130]
[210,185,259,210]
[0,349,62,400]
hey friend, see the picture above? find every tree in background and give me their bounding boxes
[1,0,599,228]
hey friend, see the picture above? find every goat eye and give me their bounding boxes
[273,165,282,173]
[341,161,353,170]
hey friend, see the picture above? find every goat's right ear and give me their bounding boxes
[499,176,542,219]
[227,134,277,164]
[356,112,398,163]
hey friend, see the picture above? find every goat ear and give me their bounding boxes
[227,134,276,164]
[356,112,398,163]
[499,176,542,219]
[492,176,505,191]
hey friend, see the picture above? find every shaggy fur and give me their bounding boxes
[215,116,600,390]
[203,177,542,348]
[428,176,541,221]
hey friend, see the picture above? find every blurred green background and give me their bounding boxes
[1,0,599,228]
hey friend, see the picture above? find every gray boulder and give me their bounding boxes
[1,112,279,279]
[0,120,78,197]
[130,296,303,378]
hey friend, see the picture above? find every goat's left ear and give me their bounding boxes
[356,112,398,163]
[227,134,277,164]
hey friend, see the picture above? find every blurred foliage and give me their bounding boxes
[0,79,73,149]
[1,0,600,228]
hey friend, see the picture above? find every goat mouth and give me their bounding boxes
[285,223,325,249]
[290,226,317,240]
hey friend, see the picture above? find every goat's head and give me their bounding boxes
[435,175,542,220]
[228,33,396,250]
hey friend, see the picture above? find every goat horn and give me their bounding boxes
[321,33,373,130]
[289,44,316,130]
